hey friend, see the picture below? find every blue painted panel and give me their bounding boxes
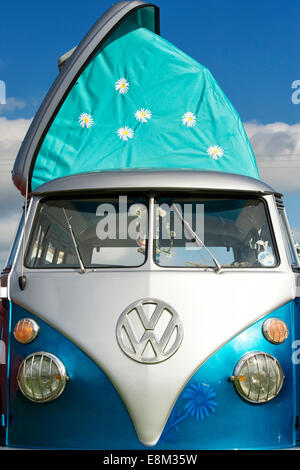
[7,301,295,449]
[160,301,296,450]
[8,303,142,450]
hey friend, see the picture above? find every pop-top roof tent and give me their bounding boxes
[12,0,259,196]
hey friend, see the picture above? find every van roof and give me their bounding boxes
[12,1,159,196]
[32,170,276,196]
[13,1,259,196]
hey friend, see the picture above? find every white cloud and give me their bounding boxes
[244,121,300,193]
[0,97,27,115]
[0,117,32,268]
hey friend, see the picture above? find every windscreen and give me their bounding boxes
[26,196,148,268]
[155,196,278,269]
[26,194,278,270]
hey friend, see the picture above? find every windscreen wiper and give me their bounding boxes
[62,208,87,274]
[172,203,222,273]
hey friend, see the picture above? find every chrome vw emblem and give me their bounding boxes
[116,298,184,364]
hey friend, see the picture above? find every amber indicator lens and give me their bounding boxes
[262,318,289,345]
[13,318,39,344]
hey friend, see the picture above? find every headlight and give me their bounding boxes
[262,318,289,344]
[231,351,284,403]
[17,352,68,402]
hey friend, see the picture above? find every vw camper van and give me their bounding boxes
[0,1,299,450]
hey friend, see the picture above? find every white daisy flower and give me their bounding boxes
[78,113,94,128]
[135,108,152,123]
[115,78,129,94]
[182,111,196,127]
[117,126,134,141]
[207,145,224,160]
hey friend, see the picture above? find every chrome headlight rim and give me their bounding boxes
[17,351,68,403]
[262,318,289,345]
[232,351,284,404]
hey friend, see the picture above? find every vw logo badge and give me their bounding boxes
[116,298,184,364]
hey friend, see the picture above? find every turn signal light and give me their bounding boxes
[262,318,288,345]
[14,318,39,344]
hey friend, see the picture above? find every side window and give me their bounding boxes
[278,208,299,267]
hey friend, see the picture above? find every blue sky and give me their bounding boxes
[0,0,299,266]
[1,0,299,123]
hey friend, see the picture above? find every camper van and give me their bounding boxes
[1,1,300,450]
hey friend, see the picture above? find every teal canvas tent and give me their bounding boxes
[13,1,259,195]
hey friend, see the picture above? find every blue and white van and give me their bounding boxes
[1,1,299,450]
